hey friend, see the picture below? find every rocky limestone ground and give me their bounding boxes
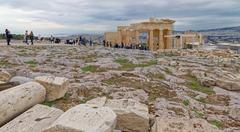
[0,44,240,131]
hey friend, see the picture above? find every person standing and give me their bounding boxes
[79,36,82,45]
[24,30,29,45]
[5,29,12,45]
[29,31,34,45]
[103,40,106,47]
[90,39,93,46]
[50,35,54,43]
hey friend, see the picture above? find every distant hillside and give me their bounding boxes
[198,26,240,32]
[198,26,240,44]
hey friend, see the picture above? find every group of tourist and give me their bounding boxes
[3,29,132,49]
[3,29,34,45]
[65,36,93,46]
[24,30,35,45]
[103,40,148,50]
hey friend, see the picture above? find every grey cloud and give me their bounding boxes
[0,0,239,33]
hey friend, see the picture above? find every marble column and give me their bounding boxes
[199,34,203,44]
[117,31,122,44]
[149,30,154,51]
[126,30,130,46]
[167,30,173,49]
[135,30,140,45]
[159,30,164,49]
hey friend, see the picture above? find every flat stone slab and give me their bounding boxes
[0,104,63,132]
[0,82,46,126]
[44,104,117,132]
[35,76,69,101]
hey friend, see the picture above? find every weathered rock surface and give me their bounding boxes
[0,104,63,132]
[0,69,11,82]
[154,98,189,118]
[151,117,220,132]
[105,99,149,132]
[1,45,240,131]
[216,79,240,91]
[86,96,107,107]
[44,104,117,132]
[229,106,240,121]
[0,82,46,126]
[87,98,149,132]
[35,76,69,101]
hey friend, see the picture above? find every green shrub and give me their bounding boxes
[81,65,106,73]
[115,58,157,71]
[183,99,190,106]
[193,109,204,118]
[24,60,38,67]
[209,120,222,128]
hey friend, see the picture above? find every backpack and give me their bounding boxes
[9,34,13,39]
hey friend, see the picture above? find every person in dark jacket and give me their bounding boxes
[103,40,106,47]
[5,29,11,45]
[89,39,93,46]
[29,31,34,45]
[24,30,29,45]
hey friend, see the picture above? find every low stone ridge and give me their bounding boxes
[0,82,46,126]
[34,76,69,101]
[151,117,220,132]
[0,104,63,132]
[43,104,117,132]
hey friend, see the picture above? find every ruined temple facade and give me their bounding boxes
[104,18,175,51]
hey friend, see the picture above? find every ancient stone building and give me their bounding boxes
[169,31,204,49]
[104,18,175,51]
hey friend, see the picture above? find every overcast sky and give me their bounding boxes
[0,0,240,35]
